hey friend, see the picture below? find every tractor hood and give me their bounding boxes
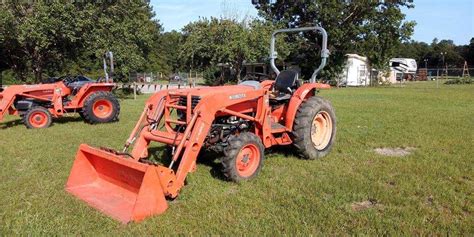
[169,84,262,99]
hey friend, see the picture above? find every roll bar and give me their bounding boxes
[269,26,329,83]
[103,51,114,82]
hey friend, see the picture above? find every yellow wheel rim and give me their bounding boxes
[311,111,333,150]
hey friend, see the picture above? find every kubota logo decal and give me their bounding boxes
[229,93,246,100]
[24,85,40,89]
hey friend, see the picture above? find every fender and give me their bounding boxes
[260,80,274,90]
[72,83,115,108]
[285,83,330,130]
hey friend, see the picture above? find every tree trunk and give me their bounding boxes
[236,58,243,83]
[32,51,44,83]
[34,67,43,83]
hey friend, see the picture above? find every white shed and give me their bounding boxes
[340,54,371,86]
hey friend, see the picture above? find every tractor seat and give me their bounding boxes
[270,70,299,101]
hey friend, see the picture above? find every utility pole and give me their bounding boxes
[436,68,439,88]
[440,52,447,80]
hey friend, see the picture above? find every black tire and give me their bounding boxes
[292,96,336,159]
[78,111,85,119]
[82,91,120,124]
[221,132,265,182]
[23,106,52,129]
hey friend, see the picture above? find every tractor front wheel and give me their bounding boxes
[82,91,120,124]
[292,96,336,159]
[23,106,52,129]
[78,111,85,120]
[221,133,264,182]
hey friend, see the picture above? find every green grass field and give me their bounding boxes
[0,82,472,235]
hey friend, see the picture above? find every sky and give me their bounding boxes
[151,0,474,45]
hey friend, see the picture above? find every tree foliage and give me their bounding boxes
[394,38,473,68]
[1,1,472,86]
[148,30,184,74]
[0,1,161,82]
[253,0,416,79]
[179,17,289,84]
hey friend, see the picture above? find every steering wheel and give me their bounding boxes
[60,75,77,86]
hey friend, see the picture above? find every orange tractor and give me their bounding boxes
[0,52,120,128]
[66,27,335,223]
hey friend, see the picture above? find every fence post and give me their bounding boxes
[133,82,137,100]
[195,72,197,87]
[436,69,439,88]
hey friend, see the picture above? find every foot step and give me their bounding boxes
[271,122,287,132]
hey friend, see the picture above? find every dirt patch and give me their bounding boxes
[426,195,434,205]
[225,186,238,195]
[374,147,416,157]
[351,199,381,211]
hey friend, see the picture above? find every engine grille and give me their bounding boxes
[178,95,201,110]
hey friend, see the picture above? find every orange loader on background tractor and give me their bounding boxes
[66,27,336,223]
[0,52,120,129]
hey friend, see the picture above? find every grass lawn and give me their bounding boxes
[0,81,472,235]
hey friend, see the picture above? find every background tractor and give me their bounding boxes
[0,52,120,129]
[66,27,336,223]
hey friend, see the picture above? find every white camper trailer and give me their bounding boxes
[340,54,370,86]
[389,58,417,81]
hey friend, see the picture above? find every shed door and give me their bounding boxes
[358,65,368,85]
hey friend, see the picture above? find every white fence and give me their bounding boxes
[128,71,204,85]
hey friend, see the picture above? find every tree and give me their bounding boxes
[83,1,161,80]
[253,0,415,79]
[180,17,288,84]
[426,39,465,67]
[149,30,184,75]
[0,1,161,83]
[461,38,474,66]
[393,38,472,69]
[394,40,432,67]
[0,2,83,82]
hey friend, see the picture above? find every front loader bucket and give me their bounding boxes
[66,144,168,223]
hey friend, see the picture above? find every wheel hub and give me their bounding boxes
[241,154,250,164]
[29,111,48,128]
[92,99,113,119]
[235,144,260,177]
[311,111,333,150]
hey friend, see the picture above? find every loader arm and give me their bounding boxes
[128,87,268,196]
[0,89,16,121]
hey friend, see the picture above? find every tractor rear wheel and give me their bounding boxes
[292,96,336,159]
[23,106,52,129]
[221,132,264,182]
[82,91,120,124]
